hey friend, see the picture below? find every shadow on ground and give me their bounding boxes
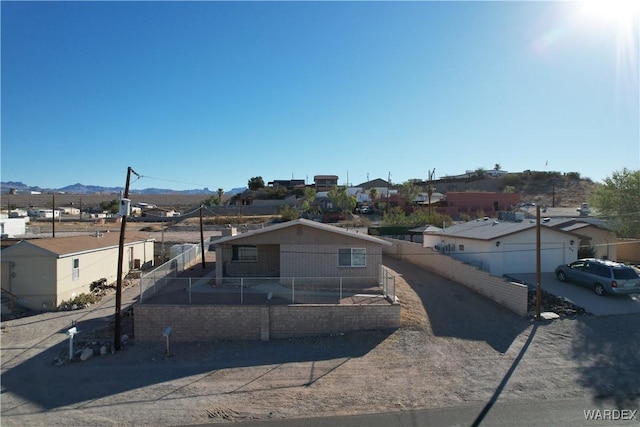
[570,314,640,409]
[383,255,529,353]
[1,325,392,412]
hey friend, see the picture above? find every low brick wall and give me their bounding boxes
[135,303,400,343]
[383,239,528,317]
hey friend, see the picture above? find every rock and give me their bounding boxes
[100,345,107,355]
[80,347,93,361]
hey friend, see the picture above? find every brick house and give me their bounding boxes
[437,192,521,218]
[214,218,391,283]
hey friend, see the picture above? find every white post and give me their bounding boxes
[339,277,343,300]
[67,327,77,360]
[241,278,244,304]
[291,277,295,303]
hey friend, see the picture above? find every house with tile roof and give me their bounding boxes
[1,232,154,310]
[422,217,585,276]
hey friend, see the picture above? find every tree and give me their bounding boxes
[369,188,378,207]
[327,186,356,214]
[100,199,119,214]
[399,180,421,212]
[589,168,640,238]
[279,205,299,222]
[494,163,501,171]
[301,187,317,214]
[217,188,224,205]
[247,176,265,191]
[474,167,486,178]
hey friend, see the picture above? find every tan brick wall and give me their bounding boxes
[269,304,400,339]
[617,239,640,263]
[135,303,400,343]
[383,239,528,316]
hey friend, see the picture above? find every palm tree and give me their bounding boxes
[494,163,501,171]
[217,188,224,205]
[369,188,378,207]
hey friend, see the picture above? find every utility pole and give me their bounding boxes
[535,205,541,320]
[199,205,206,269]
[427,168,435,215]
[114,166,138,351]
[52,194,55,238]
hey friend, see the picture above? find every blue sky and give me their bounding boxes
[2,1,638,192]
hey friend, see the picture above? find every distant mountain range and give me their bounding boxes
[1,181,247,195]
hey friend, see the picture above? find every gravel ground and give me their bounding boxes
[2,254,639,426]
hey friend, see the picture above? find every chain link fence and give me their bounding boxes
[140,243,202,302]
[140,262,396,305]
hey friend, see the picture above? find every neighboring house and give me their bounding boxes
[414,191,445,207]
[549,218,617,261]
[143,207,177,218]
[408,224,443,244]
[436,192,521,218]
[267,179,306,189]
[422,217,583,276]
[1,232,155,310]
[314,175,339,191]
[355,178,390,190]
[214,218,391,283]
[27,208,61,219]
[0,216,28,238]
[60,206,81,215]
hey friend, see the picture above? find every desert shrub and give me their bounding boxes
[501,173,524,188]
[565,172,581,180]
[59,292,101,310]
[279,205,300,221]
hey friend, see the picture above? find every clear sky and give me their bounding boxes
[1,1,638,192]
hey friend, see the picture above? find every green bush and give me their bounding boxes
[59,292,101,310]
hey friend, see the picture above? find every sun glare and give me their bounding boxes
[579,0,640,25]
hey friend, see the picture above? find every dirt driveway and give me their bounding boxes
[1,256,639,426]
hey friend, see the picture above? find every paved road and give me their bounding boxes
[508,272,640,315]
[206,397,639,427]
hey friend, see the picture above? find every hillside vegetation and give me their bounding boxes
[4,172,597,211]
[435,171,597,207]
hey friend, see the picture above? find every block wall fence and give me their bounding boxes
[135,303,400,343]
[382,239,528,317]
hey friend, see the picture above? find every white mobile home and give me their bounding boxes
[1,232,154,310]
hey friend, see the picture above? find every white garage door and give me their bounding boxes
[502,242,565,274]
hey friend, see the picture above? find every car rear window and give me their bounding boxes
[613,268,640,280]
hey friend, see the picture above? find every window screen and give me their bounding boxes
[338,248,366,267]
[232,245,257,261]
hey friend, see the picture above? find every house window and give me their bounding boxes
[72,258,80,280]
[338,248,366,267]
[458,244,465,251]
[232,245,257,262]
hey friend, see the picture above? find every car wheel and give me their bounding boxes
[594,283,606,296]
[557,271,567,282]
